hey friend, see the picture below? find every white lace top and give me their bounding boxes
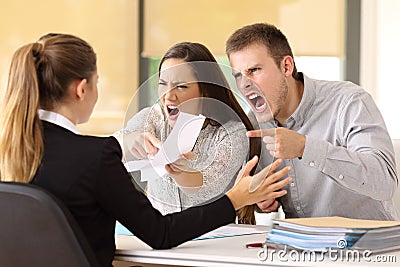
[121,104,249,215]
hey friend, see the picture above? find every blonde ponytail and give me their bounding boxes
[0,43,44,182]
[1,34,96,182]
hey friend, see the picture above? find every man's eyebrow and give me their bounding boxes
[232,70,241,77]
[246,64,261,71]
[231,64,260,76]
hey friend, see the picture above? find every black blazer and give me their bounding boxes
[32,121,236,267]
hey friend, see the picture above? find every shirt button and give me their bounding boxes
[290,183,295,187]
[338,174,344,180]
[309,161,315,167]
[296,206,301,211]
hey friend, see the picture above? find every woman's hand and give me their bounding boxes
[165,152,203,194]
[124,132,162,160]
[226,157,291,210]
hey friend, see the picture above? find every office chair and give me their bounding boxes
[0,182,99,267]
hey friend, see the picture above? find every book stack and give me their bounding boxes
[266,216,400,252]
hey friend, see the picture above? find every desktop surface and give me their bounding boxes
[114,224,399,267]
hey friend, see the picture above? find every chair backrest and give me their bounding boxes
[0,182,99,267]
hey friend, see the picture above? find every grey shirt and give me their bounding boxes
[260,74,399,220]
[122,104,249,215]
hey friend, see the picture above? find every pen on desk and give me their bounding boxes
[245,242,264,248]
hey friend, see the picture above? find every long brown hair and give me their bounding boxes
[0,33,96,183]
[160,42,260,224]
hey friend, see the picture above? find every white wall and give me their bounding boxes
[361,0,400,139]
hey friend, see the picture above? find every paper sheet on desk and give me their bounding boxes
[124,112,206,181]
[194,225,268,240]
[115,222,268,240]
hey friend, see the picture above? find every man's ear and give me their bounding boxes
[281,56,294,76]
[75,79,88,100]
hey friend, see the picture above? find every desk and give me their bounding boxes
[114,224,399,267]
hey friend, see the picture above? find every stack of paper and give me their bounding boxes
[266,216,400,252]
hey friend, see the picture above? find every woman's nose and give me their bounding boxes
[164,86,177,100]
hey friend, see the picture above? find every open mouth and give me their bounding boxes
[247,93,267,112]
[166,104,180,119]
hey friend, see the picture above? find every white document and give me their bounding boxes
[124,112,206,181]
[194,224,268,240]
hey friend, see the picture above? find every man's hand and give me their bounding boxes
[247,128,306,159]
[257,198,279,213]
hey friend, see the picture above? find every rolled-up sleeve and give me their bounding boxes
[302,92,397,200]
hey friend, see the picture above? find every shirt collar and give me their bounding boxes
[38,109,79,134]
[287,73,316,128]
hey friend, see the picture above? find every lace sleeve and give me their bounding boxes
[114,104,165,138]
[185,121,249,204]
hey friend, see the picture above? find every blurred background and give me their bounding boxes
[0,0,399,140]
